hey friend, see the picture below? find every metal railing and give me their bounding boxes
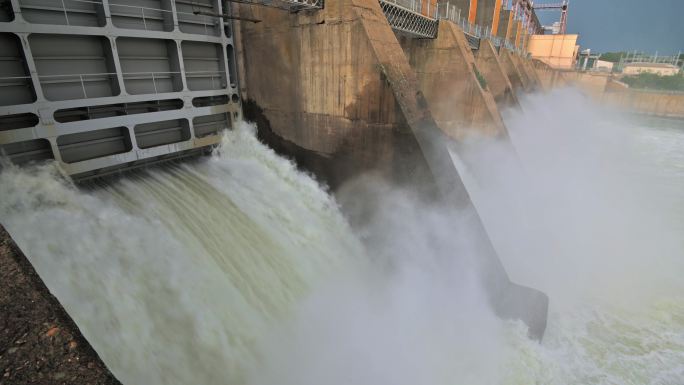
[0,75,33,86]
[280,0,324,9]
[42,0,221,35]
[3,69,228,100]
[383,0,439,19]
[110,1,218,35]
[36,72,118,99]
[435,2,519,52]
[183,70,227,90]
[49,0,103,26]
[379,0,439,39]
[108,2,175,31]
[174,8,221,36]
[121,71,183,94]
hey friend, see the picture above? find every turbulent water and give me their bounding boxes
[0,125,365,384]
[455,89,684,384]
[1,90,683,384]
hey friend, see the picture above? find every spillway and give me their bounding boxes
[0,123,366,384]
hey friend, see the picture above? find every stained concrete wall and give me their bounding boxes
[475,39,519,108]
[529,60,684,120]
[399,22,506,139]
[235,0,513,190]
[601,90,684,119]
[234,0,436,190]
[562,72,684,119]
[560,71,611,98]
[237,0,496,290]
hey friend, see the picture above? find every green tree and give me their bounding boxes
[599,52,628,63]
[622,72,684,92]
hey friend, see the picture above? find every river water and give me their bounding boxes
[0,89,682,384]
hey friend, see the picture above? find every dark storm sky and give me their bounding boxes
[534,0,684,54]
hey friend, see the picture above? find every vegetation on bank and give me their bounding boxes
[621,72,684,92]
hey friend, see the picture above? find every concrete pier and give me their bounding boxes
[500,48,527,92]
[234,0,512,189]
[515,55,542,90]
[510,54,534,90]
[475,39,520,108]
[235,0,440,189]
[399,22,507,140]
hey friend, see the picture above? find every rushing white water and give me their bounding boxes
[1,89,683,385]
[454,88,684,385]
[0,124,365,385]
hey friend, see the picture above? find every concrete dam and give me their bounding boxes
[2,1,682,384]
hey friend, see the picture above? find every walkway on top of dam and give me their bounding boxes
[249,0,506,49]
[380,0,514,51]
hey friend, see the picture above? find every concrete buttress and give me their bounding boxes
[474,39,520,109]
[235,0,437,190]
[516,55,542,91]
[399,22,507,140]
[500,48,527,92]
[510,54,533,90]
[531,59,556,90]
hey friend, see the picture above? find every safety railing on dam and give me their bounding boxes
[435,2,505,51]
[280,0,324,10]
[377,0,516,51]
[379,0,439,39]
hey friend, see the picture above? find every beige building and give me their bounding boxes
[623,63,681,76]
[595,60,614,72]
[527,34,579,69]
